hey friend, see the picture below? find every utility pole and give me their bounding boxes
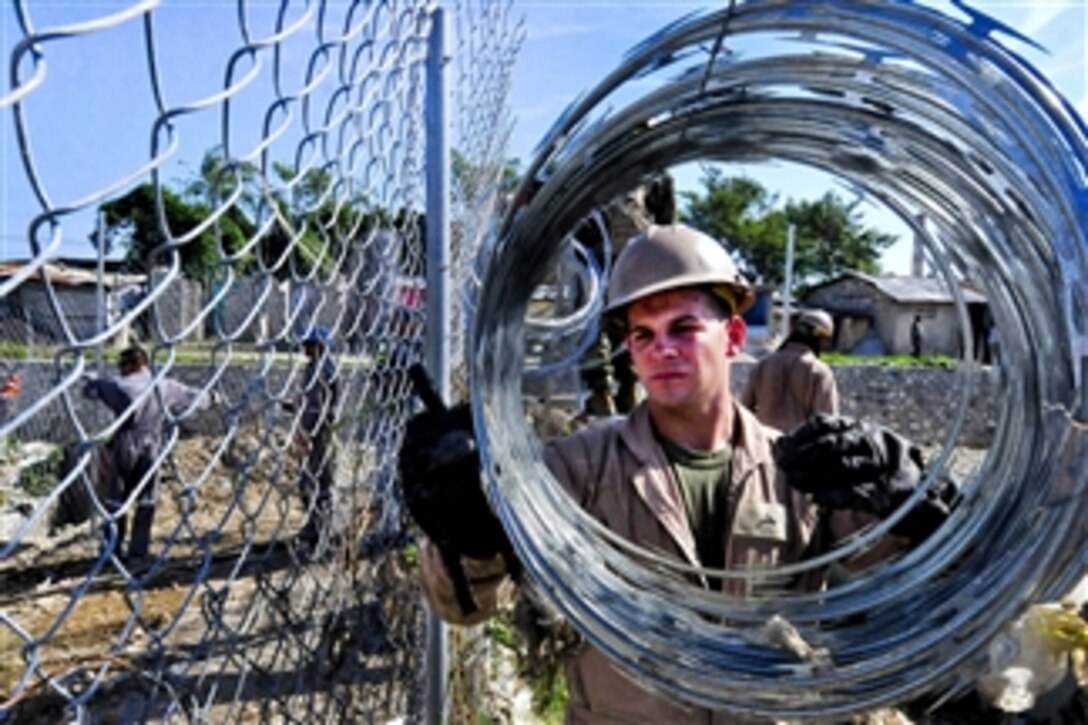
[911,213,927,277]
[96,211,106,374]
[783,223,796,336]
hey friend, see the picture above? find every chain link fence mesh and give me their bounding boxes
[0,1,521,721]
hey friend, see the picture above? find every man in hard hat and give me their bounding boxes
[295,326,340,546]
[400,224,953,722]
[577,172,677,418]
[741,308,839,433]
[84,345,218,565]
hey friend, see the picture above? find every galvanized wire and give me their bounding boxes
[448,0,523,400]
[0,1,519,722]
[474,0,1087,719]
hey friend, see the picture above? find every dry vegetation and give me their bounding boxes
[0,427,424,722]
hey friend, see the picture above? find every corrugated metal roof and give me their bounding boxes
[0,261,145,288]
[809,271,987,305]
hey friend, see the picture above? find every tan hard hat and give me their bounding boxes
[604,224,754,315]
[795,308,834,338]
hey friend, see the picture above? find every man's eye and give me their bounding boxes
[630,331,651,345]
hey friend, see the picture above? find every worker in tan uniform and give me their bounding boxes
[741,308,839,433]
[398,225,954,723]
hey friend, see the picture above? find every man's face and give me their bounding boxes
[303,342,318,359]
[625,288,745,413]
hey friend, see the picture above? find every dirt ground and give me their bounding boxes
[0,427,425,723]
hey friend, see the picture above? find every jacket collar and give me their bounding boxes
[618,399,777,481]
[781,340,815,359]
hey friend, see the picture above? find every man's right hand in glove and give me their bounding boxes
[397,364,518,616]
[418,537,515,626]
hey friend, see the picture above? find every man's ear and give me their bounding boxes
[725,315,747,358]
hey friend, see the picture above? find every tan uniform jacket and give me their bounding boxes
[419,402,818,724]
[740,342,839,434]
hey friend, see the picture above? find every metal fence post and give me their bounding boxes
[424,5,451,723]
[96,211,106,373]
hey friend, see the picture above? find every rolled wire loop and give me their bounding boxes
[472,1,1087,718]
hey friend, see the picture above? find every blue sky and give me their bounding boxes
[1,1,1084,274]
[505,1,1087,274]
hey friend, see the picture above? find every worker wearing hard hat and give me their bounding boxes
[741,307,840,434]
[295,326,340,547]
[399,224,954,722]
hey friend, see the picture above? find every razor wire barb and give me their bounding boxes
[0,1,521,721]
[475,0,1087,719]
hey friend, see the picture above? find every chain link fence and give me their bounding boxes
[0,1,520,721]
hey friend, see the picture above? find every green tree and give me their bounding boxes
[680,168,897,289]
[452,150,522,210]
[183,147,261,273]
[183,146,260,219]
[98,149,390,281]
[783,193,895,290]
[500,157,522,197]
[98,183,253,279]
[261,162,386,278]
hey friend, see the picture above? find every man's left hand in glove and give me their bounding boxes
[775,414,960,549]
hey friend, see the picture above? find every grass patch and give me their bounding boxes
[485,614,571,722]
[532,674,568,724]
[400,543,419,571]
[0,344,307,368]
[824,353,959,369]
[0,339,36,359]
[160,346,290,366]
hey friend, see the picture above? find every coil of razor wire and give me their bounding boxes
[524,229,609,378]
[473,0,1087,718]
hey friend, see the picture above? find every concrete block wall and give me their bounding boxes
[1,361,294,445]
[5,360,999,449]
[730,362,998,448]
[1,357,414,448]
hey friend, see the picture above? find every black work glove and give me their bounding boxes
[398,363,518,615]
[775,414,959,545]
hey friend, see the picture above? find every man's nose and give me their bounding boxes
[651,334,678,357]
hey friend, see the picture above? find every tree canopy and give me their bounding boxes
[680,167,898,290]
[98,182,254,280]
[95,148,391,280]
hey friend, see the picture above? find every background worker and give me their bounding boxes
[295,326,340,546]
[399,224,951,722]
[911,313,924,358]
[741,308,839,433]
[83,345,216,564]
[577,172,676,418]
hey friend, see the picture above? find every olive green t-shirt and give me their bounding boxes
[657,434,732,582]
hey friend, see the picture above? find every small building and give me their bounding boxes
[0,260,147,345]
[803,271,989,358]
[740,284,784,354]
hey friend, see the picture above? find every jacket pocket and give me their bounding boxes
[731,500,787,542]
